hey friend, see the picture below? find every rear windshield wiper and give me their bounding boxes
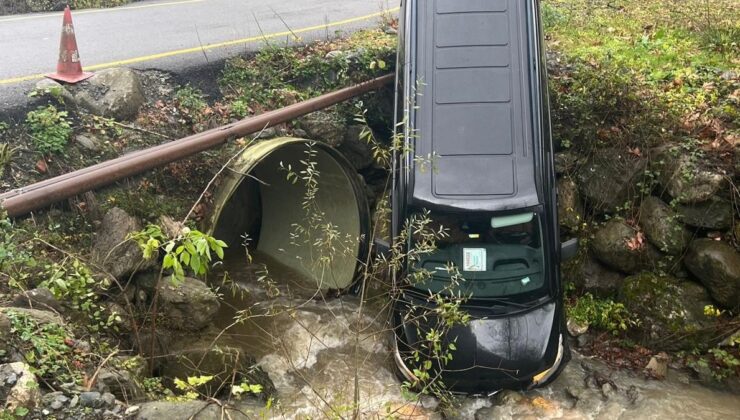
[466,296,531,309]
[469,295,551,310]
[402,288,548,311]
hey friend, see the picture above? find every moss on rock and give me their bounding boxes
[618,272,717,351]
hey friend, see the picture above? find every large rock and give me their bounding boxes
[684,239,740,309]
[96,356,147,402]
[0,308,64,362]
[591,219,660,274]
[0,307,64,326]
[298,111,346,147]
[557,177,584,232]
[638,196,692,255]
[158,277,220,331]
[158,338,274,398]
[577,149,646,212]
[677,197,733,230]
[136,400,251,420]
[654,151,725,203]
[33,78,75,105]
[91,207,154,281]
[74,133,102,152]
[0,313,11,359]
[336,125,374,170]
[564,254,625,298]
[618,273,716,350]
[0,362,40,410]
[11,287,63,313]
[74,68,145,120]
[554,151,581,175]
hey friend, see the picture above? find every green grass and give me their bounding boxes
[544,0,738,152]
[545,0,737,66]
[220,28,396,110]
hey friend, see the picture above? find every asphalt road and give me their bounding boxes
[0,0,396,119]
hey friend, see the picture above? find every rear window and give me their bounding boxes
[407,211,548,300]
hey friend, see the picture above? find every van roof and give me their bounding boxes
[405,0,542,212]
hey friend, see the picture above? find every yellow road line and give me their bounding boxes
[0,0,204,23]
[0,7,399,86]
[0,73,47,85]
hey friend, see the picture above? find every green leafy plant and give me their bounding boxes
[83,115,123,138]
[25,105,72,155]
[354,103,391,167]
[0,407,30,419]
[704,304,724,318]
[230,99,250,119]
[0,143,17,178]
[131,225,227,284]
[231,381,263,398]
[40,259,119,332]
[707,347,740,380]
[6,310,83,384]
[130,224,227,371]
[174,86,207,120]
[142,377,174,400]
[687,337,740,382]
[0,217,13,271]
[0,217,37,290]
[567,293,637,335]
[172,375,214,401]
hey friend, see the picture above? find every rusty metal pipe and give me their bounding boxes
[0,74,393,217]
[1,74,393,201]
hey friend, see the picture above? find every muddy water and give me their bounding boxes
[215,254,740,419]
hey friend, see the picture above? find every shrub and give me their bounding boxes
[40,259,118,332]
[24,0,58,13]
[25,105,72,155]
[5,310,83,384]
[549,57,672,152]
[71,0,132,9]
[174,86,209,127]
[567,292,636,335]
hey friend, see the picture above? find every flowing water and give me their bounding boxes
[214,254,740,419]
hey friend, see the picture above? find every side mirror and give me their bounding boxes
[560,237,579,261]
[373,238,392,260]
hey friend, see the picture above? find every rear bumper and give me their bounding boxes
[392,333,568,394]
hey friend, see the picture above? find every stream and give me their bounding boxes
[213,254,740,419]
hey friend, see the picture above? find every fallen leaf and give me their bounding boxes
[35,159,48,174]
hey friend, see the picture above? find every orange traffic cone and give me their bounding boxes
[47,6,93,84]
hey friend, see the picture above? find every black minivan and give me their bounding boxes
[389,0,577,394]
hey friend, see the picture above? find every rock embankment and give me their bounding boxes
[560,142,738,352]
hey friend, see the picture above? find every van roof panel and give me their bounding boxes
[432,104,512,155]
[434,68,511,103]
[436,0,508,14]
[435,46,510,69]
[434,156,515,196]
[408,0,540,211]
[435,13,509,47]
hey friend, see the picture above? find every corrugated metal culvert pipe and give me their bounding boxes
[205,138,370,292]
